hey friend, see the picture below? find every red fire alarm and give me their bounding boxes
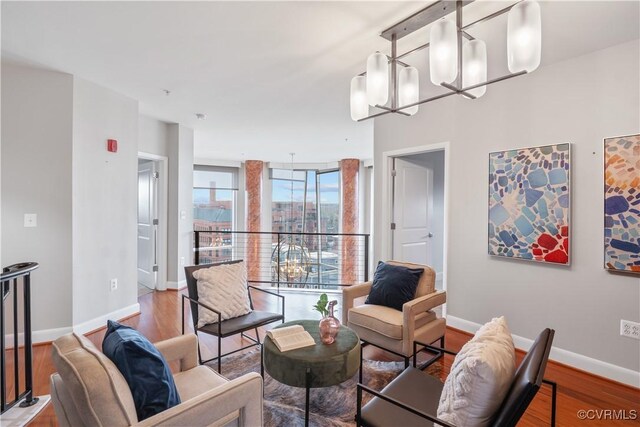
[107,139,118,153]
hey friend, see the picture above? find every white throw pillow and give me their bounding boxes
[192,261,252,328]
[437,316,516,427]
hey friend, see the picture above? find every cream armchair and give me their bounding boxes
[50,332,262,427]
[342,261,446,368]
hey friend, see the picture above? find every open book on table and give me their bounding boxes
[266,325,316,352]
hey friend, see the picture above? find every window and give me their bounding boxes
[270,168,340,284]
[193,166,238,264]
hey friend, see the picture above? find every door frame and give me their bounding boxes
[381,142,450,315]
[138,152,169,291]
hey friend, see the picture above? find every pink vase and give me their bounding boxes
[319,301,340,344]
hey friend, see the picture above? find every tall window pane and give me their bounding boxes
[193,166,237,264]
[270,168,340,286]
[317,171,340,285]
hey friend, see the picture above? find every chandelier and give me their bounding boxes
[272,153,310,285]
[277,240,311,284]
[350,0,541,121]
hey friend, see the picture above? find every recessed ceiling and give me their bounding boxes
[2,1,638,163]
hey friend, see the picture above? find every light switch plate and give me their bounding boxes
[180,210,186,220]
[24,213,37,227]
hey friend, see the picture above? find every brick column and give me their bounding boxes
[245,161,263,281]
[340,159,359,284]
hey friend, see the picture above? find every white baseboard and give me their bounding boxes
[5,326,73,348]
[166,279,186,290]
[33,326,73,343]
[447,315,640,388]
[72,303,141,335]
[7,304,140,345]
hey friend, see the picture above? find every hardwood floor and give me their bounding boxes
[17,288,640,426]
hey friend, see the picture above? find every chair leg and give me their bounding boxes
[440,335,445,348]
[255,327,261,344]
[218,334,222,373]
[359,342,364,384]
[194,330,203,365]
[356,385,362,427]
[404,357,409,369]
[260,345,264,379]
[542,379,557,427]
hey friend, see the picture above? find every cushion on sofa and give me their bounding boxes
[173,365,227,401]
[365,261,424,311]
[192,260,252,327]
[386,260,436,298]
[437,316,516,427]
[348,304,436,339]
[51,332,138,426]
[102,320,181,421]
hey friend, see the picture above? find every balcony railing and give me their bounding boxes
[194,231,370,290]
[1,262,39,414]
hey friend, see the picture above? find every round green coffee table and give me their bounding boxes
[262,319,360,426]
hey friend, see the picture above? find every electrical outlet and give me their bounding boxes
[110,278,118,291]
[24,213,37,227]
[620,319,640,340]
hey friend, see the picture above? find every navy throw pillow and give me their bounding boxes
[365,262,423,311]
[102,320,180,421]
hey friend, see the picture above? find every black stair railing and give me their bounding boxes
[0,262,39,414]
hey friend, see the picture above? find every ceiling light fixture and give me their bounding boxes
[195,113,206,120]
[350,0,541,121]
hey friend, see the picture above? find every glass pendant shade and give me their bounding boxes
[350,76,368,121]
[398,67,419,115]
[366,52,389,106]
[429,19,458,85]
[462,39,487,98]
[507,0,541,73]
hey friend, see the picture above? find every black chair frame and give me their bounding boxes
[182,261,285,373]
[358,335,445,383]
[356,338,557,427]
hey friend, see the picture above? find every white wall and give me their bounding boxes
[1,64,74,336]
[167,124,194,286]
[139,114,169,157]
[72,77,139,328]
[374,40,640,382]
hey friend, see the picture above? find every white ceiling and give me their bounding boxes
[2,1,639,163]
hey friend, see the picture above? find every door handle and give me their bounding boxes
[422,233,434,239]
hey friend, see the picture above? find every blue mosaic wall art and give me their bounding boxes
[489,143,571,265]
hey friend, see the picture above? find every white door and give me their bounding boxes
[392,157,433,265]
[138,160,158,288]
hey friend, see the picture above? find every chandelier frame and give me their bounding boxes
[357,0,529,122]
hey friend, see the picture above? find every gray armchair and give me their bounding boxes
[50,332,263,426]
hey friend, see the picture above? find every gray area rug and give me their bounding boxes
[210,349,442,427]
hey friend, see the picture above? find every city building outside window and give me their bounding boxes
[193,166,238,264]
[270,168,340,285]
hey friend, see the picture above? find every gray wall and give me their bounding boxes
[167,124,194,285]
[1,63,74,334]
[374,40,640,373]
[72,77,139,326]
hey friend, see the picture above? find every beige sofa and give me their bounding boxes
[50,332,262,427]
[342,260,446,366]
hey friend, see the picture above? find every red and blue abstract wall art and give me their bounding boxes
[489,143,571,265]
[604,134,640,274]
